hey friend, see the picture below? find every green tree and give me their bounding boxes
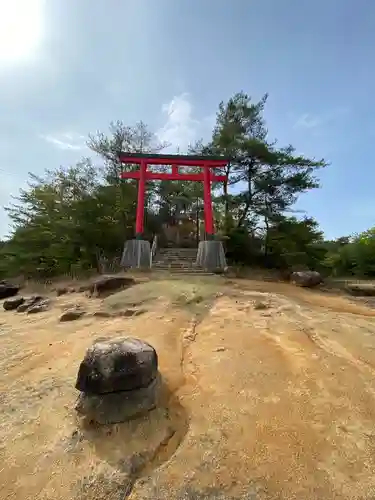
[0,99,333,279]
[88,120,170,235]
[324,229,375,277]
[1,160,137,277]
[265,216,325,270]
[206,92,327,233]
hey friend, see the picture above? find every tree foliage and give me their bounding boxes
[0,91,371,280]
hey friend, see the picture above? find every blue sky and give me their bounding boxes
[0,0,374,239]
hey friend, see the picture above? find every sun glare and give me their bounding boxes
[0,0,45,64]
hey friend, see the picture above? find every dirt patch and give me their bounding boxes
[2,277,375,499]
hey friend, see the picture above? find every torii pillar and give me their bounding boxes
[118,153,228,271]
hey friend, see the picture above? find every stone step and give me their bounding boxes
[153,268,205,272]
[155,249,197,253]
[158,248,198,251]
[152,263,205,269]
[152,261,197,265]
[157,251,198,256]
[152,248,207,274]
[152,269,213,275]
[156,253,197,259]
[152,264,199,269]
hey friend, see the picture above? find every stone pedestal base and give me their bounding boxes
[75,374,161,425]
[196,240,227,271]
[121,239,151,268]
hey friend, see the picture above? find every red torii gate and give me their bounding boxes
[119,152,228,238]
[118,152,229,269]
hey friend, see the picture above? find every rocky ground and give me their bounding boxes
[1,275,375,499]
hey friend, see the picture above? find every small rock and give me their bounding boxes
[60,309,86,322]
[87,275,136,297]
[27,299,50,314]
[3,296,24,311]
[120,309,137,317]
[92,311,112,318]
[133,309,147,317]
[214,347,226,352]
[56,287,69,297]
[75,337,158,394]
[254,301,269,310]
[346,283,375,296]
[0,281,20,300]
[290,271,323,288]
[16,296,50,314]
[17,303,30,313]
[71,429,84,443]
[17,295,43,312]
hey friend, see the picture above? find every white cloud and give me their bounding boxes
[157,93,214,152]
[39,132,86,151]
[294,113,321,130]
[293,107,349,131]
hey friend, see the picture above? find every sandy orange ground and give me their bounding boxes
[1,277,375,499]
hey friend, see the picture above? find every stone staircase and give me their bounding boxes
[151,248,212,275]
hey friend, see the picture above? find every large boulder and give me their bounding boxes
[75,337,158,394]
[87,275,135,297]
[290,270,323,288]
[0,281,19,300]
[3,296,24,311]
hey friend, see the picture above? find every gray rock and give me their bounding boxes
[17,295,48,313]
[17,303,30,312]
[290,270,322,288]
[56,287,69,296]
[0,281,19,300]
[3,296,24,311]
[346,283,375,296]
[253,300,269,310]
[75,375,161,424]
[75,337,158,395]
[27,299,50,314]
[92,309,147,319]
[120,309,147,317]
[120,309,137,317]
[92,311,113,318]
[88,275,135,297]
[60,309,86,322]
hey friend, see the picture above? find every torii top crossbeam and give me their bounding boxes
[118,152,229,237]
